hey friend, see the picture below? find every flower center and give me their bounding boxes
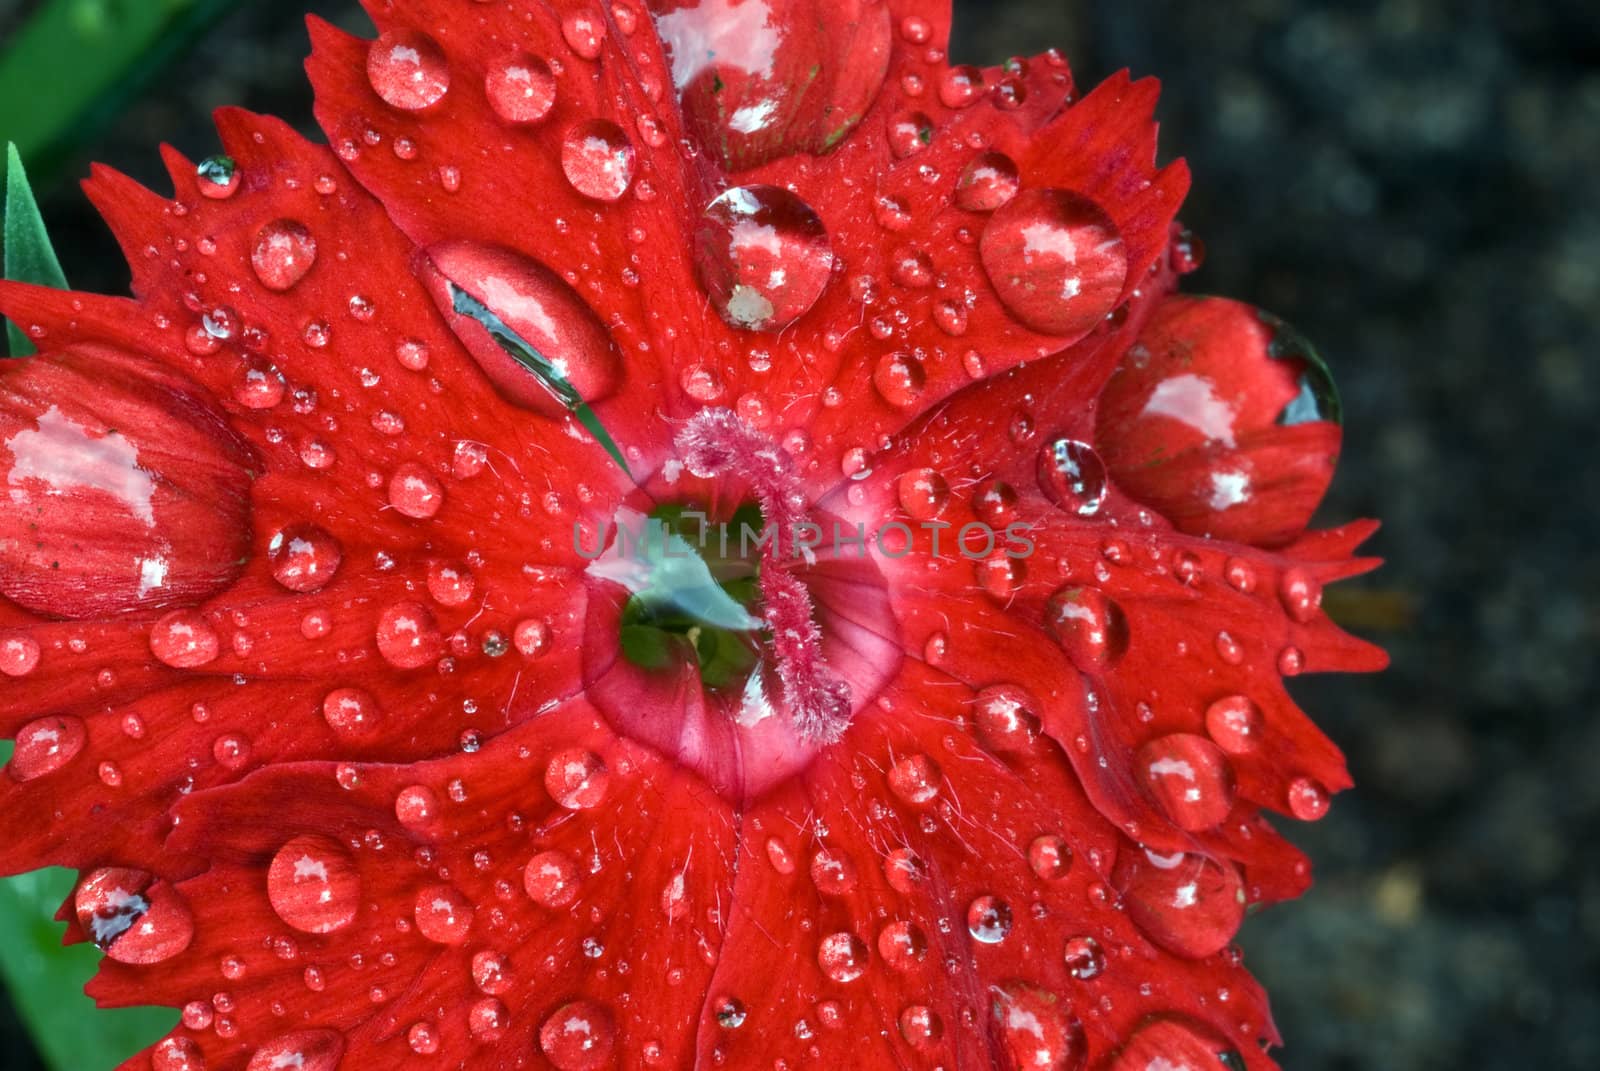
[580,410,899,800]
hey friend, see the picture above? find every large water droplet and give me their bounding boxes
[7,716,86,781]
[694,185,834,332]
[817,931,870,983]
[74,868,194,964]
[413,884,474,944]
[375,601,443,669]
[1204,695,1263,755]
[966,895,1014,944]
[524,850,581,908]
[810,848,858,896]
[152,1035,205,1071]
[956,151,1020,212]
[149,610,219,668]
[887,753,942,804]
[367,30,450,111]
[267,835,360,934]
[245,1032,343,1071]
[1136,733,1235,830]
[876,921,929,972]
[251,220,317,292]
[873,352,926,409]
[268,524,341,593]
[195,155,239,200]
[561,119,635,201]
[486,54,557,124]
[322,687,380,737]
[1029,835,1073,881]
[544,748,609,810]
[1045,586,1129,669]
[980,188,1126,337]
[991,981,1086,1071]
[540,1000,615,1070]
[418,242,622,417]
[973,684,1041,753]
[899,1005,944,1051]
[896,467,949,520]
[1038,437,1108,516]
[1287,775,1330,821]
[1113,848,1245,959]
[1105,1017,1241,1071]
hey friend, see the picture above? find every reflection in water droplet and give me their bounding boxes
[367,30,450,111]
[956,151,1020,212]
[7,716,86,780]
[1038,437,1108,516]
[251,220,317,292]
[267,835,360,934]
[1113,847,1245,959]
[561,120,636,201]
[1045,586,1129,669]
[980,188,1126,337]
[991,981,1086,1071]
[540,1000,616,1070]
[245,1031,343,1071]
[694,185,834,332]
[817,931,870,983]
[486,54,557,124]
[1136,733,1235,830]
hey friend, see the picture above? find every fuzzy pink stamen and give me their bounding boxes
[676,408,852,742]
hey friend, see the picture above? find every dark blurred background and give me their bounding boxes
[1,0,1596,1068]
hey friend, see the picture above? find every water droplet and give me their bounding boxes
[245,1032,343,1071]
[1287,776,1330,821]
[540,1000,615,1070]
[714,996,747,1029]
[387,462,444,519]
[561,119,635,201]
[1113,848,1245,959]
[425,559,475,607]
[268,524,341,593]
[1038,437,1108,516]
[817,931,870,983]
[1136,733,1235,830]
[150,610,219,668]
[980,188,1126,337]
[897,467,949,520]
[367,30,450,111]
[322,688,380,737]
[472,950,512,995]
[884,848,927,894]
[1045,586,1129,669]
[899,1004,944,1050]
[809,848,858,896]
[873,352,925,408]
[7,716,85,781]
[251,220,317,292]
[887,111,934,158]
[973,684,1042,753]
[938,65,984,108]
[393,784,439,828]
[524,850,581,908]
[561,12,606,60]
[375,601,443,669]
[1204,695,1263,754]
[967,895,1014,944]
[1063,934,1105,979]
[74,868,193,964]
[486,54,556,123]
[419,242,622,415]
[1029,835,1073,881]
[0,633,40,678]
[414,884,474,944]
[1105,1018,1240,1071]
[194,155,240,202]
[694,185,833,332]
[876,921,928,971]
[956,151,1020,212]
[1278,567,1322,623]
[267,835,360,934]
[887,753,942,804]
[991,981,1086,1071]
[152,1035,206,1071]
[469,997,509,1042]
[544,748,609,810]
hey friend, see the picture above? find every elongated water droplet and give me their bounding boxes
[1038,437,1108,516]
[1045,586,1129,669]
[1136,733,1235,830]
[991,981,1086,1071]
[7,716,86,780]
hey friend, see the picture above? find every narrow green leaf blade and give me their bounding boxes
[4,142,68,357]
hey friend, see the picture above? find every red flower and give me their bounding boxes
[0,2,1384,1069]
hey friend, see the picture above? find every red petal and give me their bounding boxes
[1097,294,1342,547]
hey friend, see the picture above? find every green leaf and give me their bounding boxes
[3,142,68,357]
[0,747,177,1070]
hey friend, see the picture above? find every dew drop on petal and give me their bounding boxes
[486,54,557,123]
[967,895,1014,944]
[896,467,949,520]
[75,868,194,964]
[1113,848,1245,959]
[150,611,219,668]
[0,633,40,677]
[266,835,360,935]
[1287,776,1330,821]
[544,748,609,810]
[322,688,380,737]
[7,716,86,780]
[1045,586,1129,670]
[1063,935,1105,979]
[524,850,581,908]
[817,932,870,983]
[367,30,450,111]
[956,151,1020,212]
[809,849,858,896]
[980,188,1127,337]
[388,462,444,519]
[375,601,443,669]
[472,950,512,995]
[694,185,833,332]
[268,524,342,593]
[413,884,474,944]
[876,921,928,971]
[561,12,606,60]
[974,684,1042,753]
[1136,733,1235,830]
[873,352,926,409]
[561,120,635,201]
[540,1000,615,1070]
[469,998,509,1042]
[245,1031,343,1071]
[1105,1017,1241,1071]
[991,981,1086,1071]
[1038,437,1108,516]
[393,784,439,829]
[151,1036,205,1071]
[887,753,942,804]
[195,155,239,199]
[1204,695,1263,755]
[250,220,317,292]
[1279,566,1323,623]
[899,1005,943,1050]
[1029,835,1073,881]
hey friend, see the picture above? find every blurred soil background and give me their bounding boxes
[1,0,1597,1067]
